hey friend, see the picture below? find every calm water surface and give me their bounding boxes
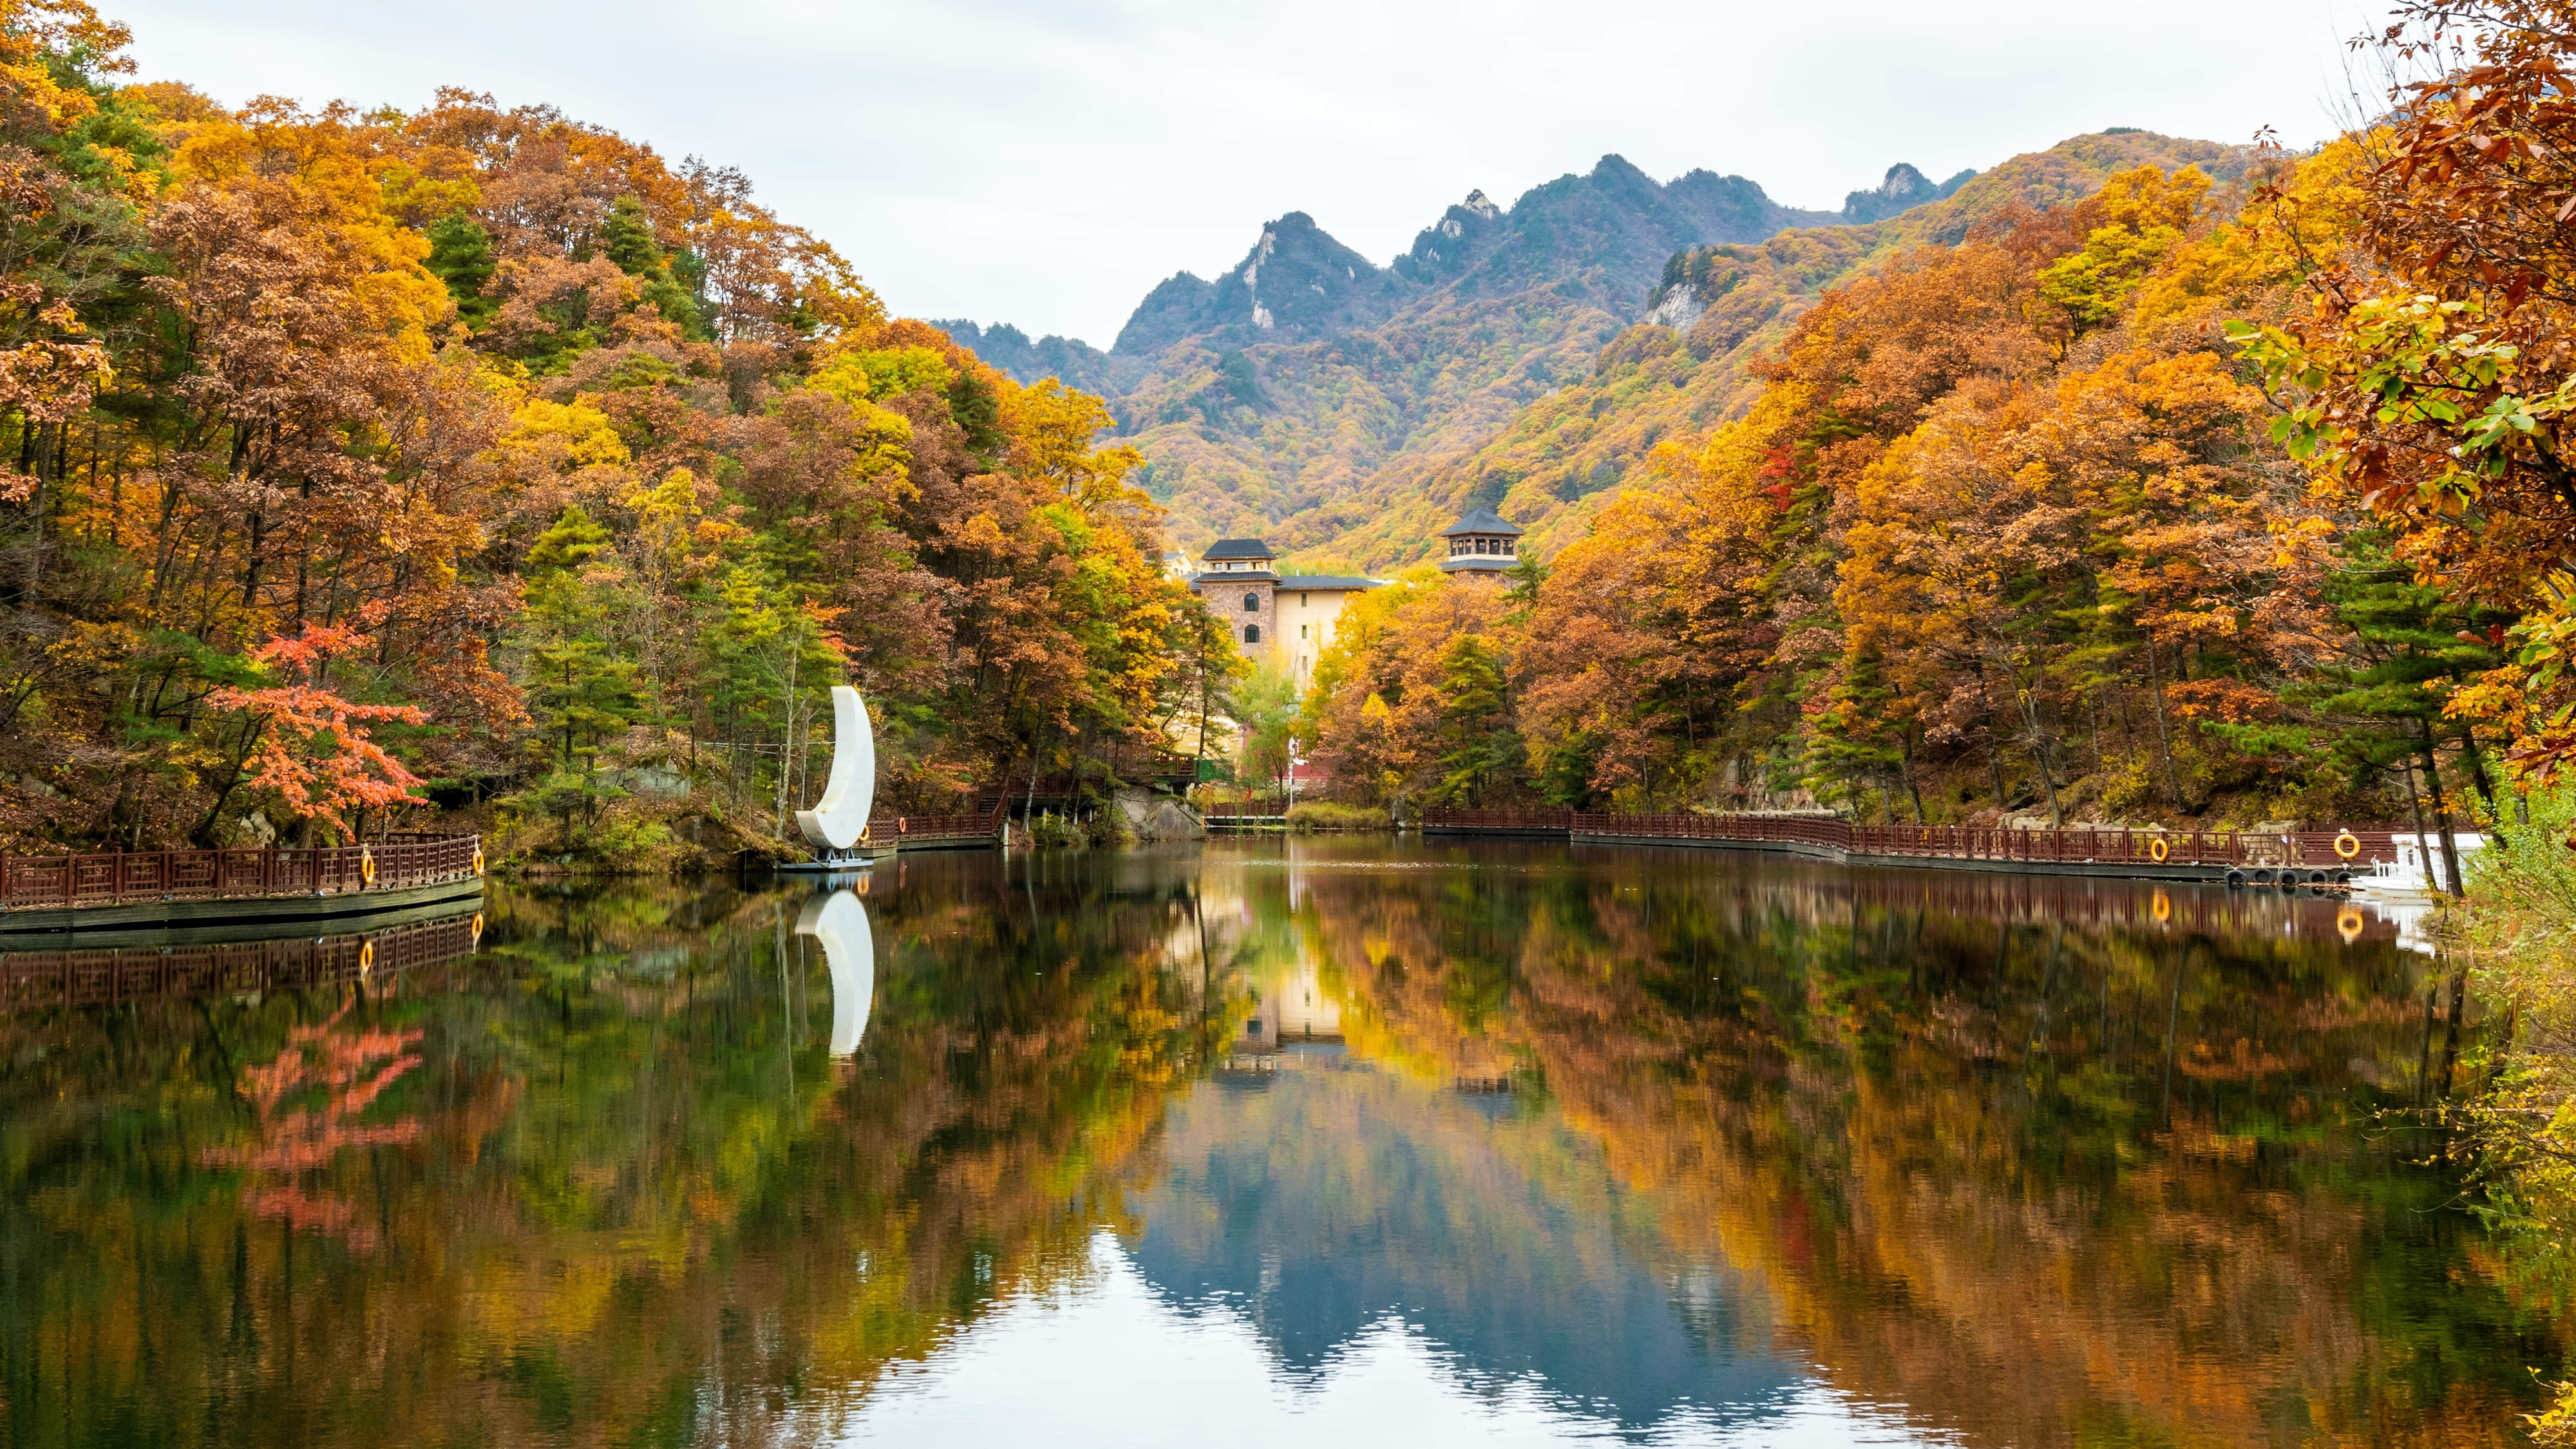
[3,839,2564,1446]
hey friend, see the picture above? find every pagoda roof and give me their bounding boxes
[1441,506,1522,538]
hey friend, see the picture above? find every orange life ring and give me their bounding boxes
[2152,888,2172,922]
[359,846,377,886]
[471,843,486,875]
[2149,837,2170,863]
[2334,831,2360,860]
[357,940,375,976]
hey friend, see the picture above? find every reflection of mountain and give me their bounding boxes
[1124,1047,1799,1431]
[1281,840,2559,1448]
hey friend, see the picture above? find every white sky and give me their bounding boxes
[114,0,2387,348]
[843,1233,1940,1447]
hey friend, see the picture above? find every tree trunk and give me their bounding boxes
[1900,730,1927,824]
[1024,721,1050,824]
[2455,717,2499,819]
[1985,722,2010,815]
[2413,717,2465,895]
[2016,681,2065,828]
[2401,757,2431,889]
[2146,638,2184,811]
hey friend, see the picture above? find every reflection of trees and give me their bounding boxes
[1291,846,2564,1448]
[0,858,1227,1448]
[7,844,2551,1448]
[196,1002,425,1249]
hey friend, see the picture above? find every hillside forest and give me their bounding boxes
[1292,38,2554,844]
[0,0,1235,866]
[3,0,2573,862]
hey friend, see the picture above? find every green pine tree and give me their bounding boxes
[507,507,645,849]
[598,195,708,340]
[424,209,497,329]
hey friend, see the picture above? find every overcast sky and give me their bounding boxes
[114,0,2385,348]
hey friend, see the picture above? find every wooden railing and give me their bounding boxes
[0,833,484,914]
[1417,810,2409,872]
[866,797,1007,844]
[1420,807,1571,831]
[0,911,484,1010]
[1204,799,1289,820]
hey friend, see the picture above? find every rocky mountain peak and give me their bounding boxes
[1842,162,1976,223]
[1112,209,1402,355]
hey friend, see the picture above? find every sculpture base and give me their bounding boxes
[777,844,895,873]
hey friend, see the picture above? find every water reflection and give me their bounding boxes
[0,843,2561,1448]
[795,887,875,1056]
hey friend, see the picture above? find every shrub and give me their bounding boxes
[1286,801,1391,833]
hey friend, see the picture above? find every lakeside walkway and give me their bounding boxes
[0,833,489,933]
[1419,810,2409,886]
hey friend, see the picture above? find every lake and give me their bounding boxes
[1,837,2562,1446]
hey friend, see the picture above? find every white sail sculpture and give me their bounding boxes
[794,888,876,1056]
[796,685,876,858]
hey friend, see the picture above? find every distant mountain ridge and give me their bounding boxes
[942,154,1844,383]
[938,133,2248,570]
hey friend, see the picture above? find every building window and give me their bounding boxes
[1244,625,1261,644]
[1299,623,1307,638]
[1301,592,1309,607]
[1242,592,1260,612]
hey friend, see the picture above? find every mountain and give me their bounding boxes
[929,319,1124,397]
[1839,162,1976,223]
[943,133,2249,570]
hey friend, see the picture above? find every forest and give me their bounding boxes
[0,0,1230,867]
[1305,61,2530,838]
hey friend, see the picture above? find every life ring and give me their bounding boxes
[2334,831,2360,860]
[2336,904,2364,943]
[359,846,377,886]
[2148,837,2170,863]
[471,911,486,946]
[2152,888,2172,922]
[471,843,486,876]
[357,940,375,976]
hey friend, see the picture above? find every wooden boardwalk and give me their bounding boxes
[867,799,1008,849]
[1419,810,2408,884]
[0,833,486,933]
[1203,801,1288,828]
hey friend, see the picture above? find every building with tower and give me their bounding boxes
[1189,539,1382,689]
[1439,506,1523,575]
[1189,506,1526,691]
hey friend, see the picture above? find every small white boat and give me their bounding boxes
[2349,831,2486,900]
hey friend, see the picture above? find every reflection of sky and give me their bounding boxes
[844,1051,1870,1444]
[1126,1057,1799,1430]
[845,1244,1946,1447]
